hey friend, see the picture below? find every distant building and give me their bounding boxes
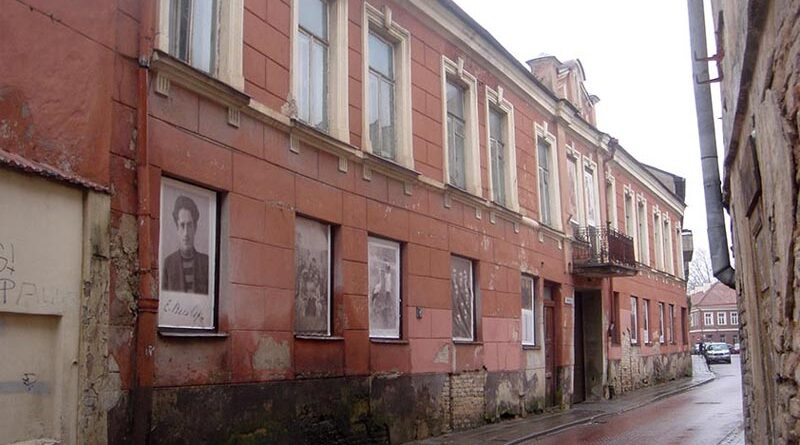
[688,283,739,345]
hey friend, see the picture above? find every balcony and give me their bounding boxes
[572,226,638,277]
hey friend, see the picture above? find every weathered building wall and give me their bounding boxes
[713,0,800,443]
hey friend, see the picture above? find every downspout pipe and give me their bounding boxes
[686,0,736,288]
[132,0,157,442]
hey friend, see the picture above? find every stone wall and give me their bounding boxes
[607,329,691,397]
[713,0,800,442]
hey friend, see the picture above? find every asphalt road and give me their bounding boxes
[525,356,744,445]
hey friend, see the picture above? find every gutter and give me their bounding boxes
[686,0,735,288]
[132,0,157,442]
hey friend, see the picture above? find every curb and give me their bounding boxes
[504,374,716,445]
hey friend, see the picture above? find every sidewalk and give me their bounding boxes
[406,356,714,445]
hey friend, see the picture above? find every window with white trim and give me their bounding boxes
[731,311,738,325]
[521,275,536,346]
[486,87,518,210]
[582,160,599,228]
[362,4,412,167]
[663,218,673,274]
[704,311,713,326]
[636,198,649,264]
[717,311,726,325]
[669,304,675,343]
[293,0,348,137]
[606,173,617,229]
[630,296,639,344]
[442,57,480,194]
[653,211,663,270]
[294,217,333,336]
[642,299,650,344]
[451,256,475,341]
[566,152,580,225]
[658,302,666,343]
[535,123,560,227]
[158,0,244,88]
[624,188,637,255]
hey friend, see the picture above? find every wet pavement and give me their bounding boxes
[408,355,743,445]
[525,356,743,445]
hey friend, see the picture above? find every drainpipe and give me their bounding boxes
[132,0,157,442]
[686,0,735,288]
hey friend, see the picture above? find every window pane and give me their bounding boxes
[567,158,578,219]
[294,217,331,335]
[368,238,401,338]
[446,81,465,119]
[448,116,466,188]
[296,33,311,122]
[521,277,533,310]
[368,33,393,79]
[489,108,503,139]
[299,0,327,39]
[190,0,216,73]
[170,0,191,62]
[309,39,328,129]
[379,77,395,159]
[451,256,474,340]
[584,167,597,227]
[492,139,506,204]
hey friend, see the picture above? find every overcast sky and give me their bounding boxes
[453,0,722,257]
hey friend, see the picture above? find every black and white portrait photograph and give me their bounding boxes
[368,237,400,338]
[451,256,474,341]
[295,217,331,335]
[158,177,217,329]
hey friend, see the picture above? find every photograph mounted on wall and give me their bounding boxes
[368,237,401,338]
[451,256,474,341]
[158,177,217,330]
[295,217,331,335]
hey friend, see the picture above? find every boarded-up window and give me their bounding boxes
[521,275,536,345]
[451,256,475,341]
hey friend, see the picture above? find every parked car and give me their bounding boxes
[731,343,741,354]
[705,342,732,364]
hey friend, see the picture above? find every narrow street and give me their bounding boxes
[526,357,744,445]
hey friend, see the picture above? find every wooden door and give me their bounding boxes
[544,304,556,407]
[573,293,586,403]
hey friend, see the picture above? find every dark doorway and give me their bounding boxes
[544,302,556,407]
[573,292,585,404]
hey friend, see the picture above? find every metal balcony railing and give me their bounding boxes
[572,225,637,277]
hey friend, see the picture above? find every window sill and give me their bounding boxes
[363,151,421,182]
[453,340,483,346]
[150,50,250,109]
[158,330,229,339]
[370,338,408,345]
[522,344,541,351]
[630,342,640,347]
[295,335,345,342]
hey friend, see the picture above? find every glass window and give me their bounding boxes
[567,157,579,222]
[717,311,726,325]
[170,0,217,73]
[538,137,551,225]
[642,299,650,343]
[658,302,666,343]
[521,276,536,345]
[731,311,738,325]
[653,213,663,269]
[663,220,673,273]
[630,296,639,344]
[490,108,506,205]
[637,202,647,262]
[583,166,597,227]
[705,312,714,326]
[451,256,475,341]
[368,32,396,160]
[294,217,332,336]
[446,80,467,189]
[368,237,401,339]
[669,304,675,343]
[297,0,329,130]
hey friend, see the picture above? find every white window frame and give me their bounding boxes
[717,311,726,325]
[730,311,738,325]
[636,195,650,264]
[663,216,674,275]
[156,0,245,89]
[642,299,650,344]
[294,217,333,336]
[624,186,637,257]
[362,3,413,168]
[605,171,617,229]
[534,121,561,228]
[290,0,349,140]
[704,312,714,326]
[582,157,600,228]
[653,209,663,270]
[521,275,537,346]
[485,86,519,211]
[676,224,685,279]
[669,304,675,343]
[566,146,582,226]
[368,236,401,339]
[441,56,481,195]
[630,296,639,345]
[658,302,666,343]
